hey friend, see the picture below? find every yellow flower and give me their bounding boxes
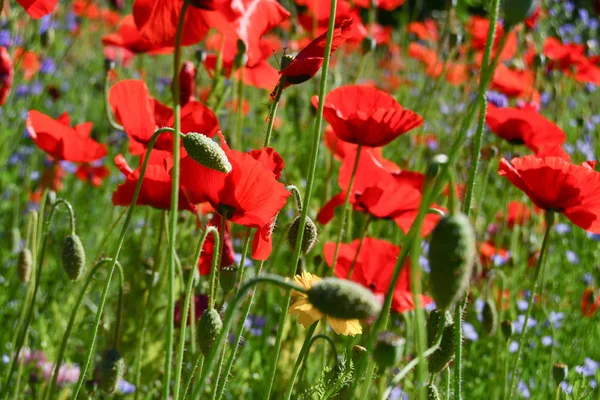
[288,271,362,336]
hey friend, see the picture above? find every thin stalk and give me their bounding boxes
[233,70,245,150]
[209,217,225,309]
[104,71,124,131]
[264,80,284,147]
[283,322,319,400]
[507,212,555,397]
[347,214,372,279]
[263,1,339,396]
[183,356,204,400]
[164,3,189,398]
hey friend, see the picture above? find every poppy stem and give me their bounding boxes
[284,321,319,400]
[45,258,124,400]
[332,145,363,275]
[234,69,245,150]
[164,2,189,398]
[263,0,339,396]
[346,214,372,279]
[507,211,555,398]
[264,80,283,147]
[208,218,225,310]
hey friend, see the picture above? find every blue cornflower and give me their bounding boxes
[517,381,530,398]
[514,315,536,334]
[554,223,571,235]
[541,336,553,347]
[575,358,599,377]
[40,58,56,75]
[565,250,579,265]
[118,379,136,395]
[0,30,12,47]
[486,91,509,108]
[462,322,478,341]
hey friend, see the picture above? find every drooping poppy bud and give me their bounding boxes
[62,234,86,281]
[96,349,125,394]
[427,383,441,400]
[552,363,568,385]
[18,248,33,283]
[427,309,455,373]
[482,299,498,336]
[502,0,540,28]
[220,266,237,294]
[307,278,381,320]
[182,133,232,173]
[287,216,318,255]
[428,213,475,310]
[197,308,223,356]
[0,47,14,106]
[373,332,405,370]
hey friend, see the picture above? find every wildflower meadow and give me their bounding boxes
[1,0,600,398]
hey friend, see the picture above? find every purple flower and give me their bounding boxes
[541,336,553,347]
[388,387,409,400]
[40,58,56,75]
[0,30,12,47]
[554,223,571,235]
[118,378,136,394]
[517,299,528,312]
[547,312,564,328]
[509,341,519,353]
[41,362,80,385]
[575,358,599,377]
[462,322,478,341]
[486,91,508,108]
[514,315,536,334]
[517,381,530,398]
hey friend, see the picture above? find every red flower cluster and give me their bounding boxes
[0,47,13,106]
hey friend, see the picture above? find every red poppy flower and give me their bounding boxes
[16,0,58,18]
[352,0,405,11]
[573,60,600,86]
[179,134,289,260]
[276,18,353,90]
[177,61,196,106]
[497,201,535,228]
[75,164,110,187]
[102,15,173,56]
[543,37,586,72]
[581,288,600,317]
[313,85,423,147]
[323,237,433,313]
[26,111,108,163]
[175,294,209,326]
[499,155,600,233]
[491,64,536,99]
[197,214,235,275]
[108,79,219,155]
[14,48,39,81]
[524,5,541,29]
[486,103,566,152]
[466,16,517,61]
[479,241,510,267]
[113,150,196,211]
[0,47,13,106]
[407,20,439,41]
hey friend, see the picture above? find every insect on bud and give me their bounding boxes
[62,234,86,281]
[197,308,223,356]
[373,332,405,370]
[307,278,381,320]
[18,248,33,283]
[96,349,125,394]
[287,216,318,255]
[183,133,232,173]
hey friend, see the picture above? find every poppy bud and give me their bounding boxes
[501,319,513,340]
[426,309,452,346]
[361,36,376,54]
[197,308,223,356]
[183,133,232,173]
[352,345,368,363]
[427,316,456,374]
[533,54,546,69]
[426,154,449,180]
[482,299,498,336]
[18,248,33,284]
[104,58,115,73]
[427,383,441,400]
[373,332,405,370]
[552,363,568,385]
[428,213,475,310]
[287,216,318,255]
[502,0,540,28]
[62,234,86,281]
[0,47,14,106]
[449,32,462,49]
[280,54,295,71]
[41,28,54,48]
[109,0,124,10]
[307,278,381,320]
[195,49,207,63]
[234,39,248,69]
[178,61,196,106]
[220,266,237,293]
[97,349,125,394]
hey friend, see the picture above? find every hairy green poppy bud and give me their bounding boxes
[427,383,441,400]
[220,266,238,293]
[373,332,405,370]
[183,133,232,173]
[18,248,32,284]
[428,213,475,310]
[198,308,223,356]
[482,299,498,336]
[361,36,376,54]
[426,154,449,180]
[427,310,456,373]
[307,278,381,320]
[97,349,125,394]
[501,319,513,340]
[287,216,318,254]
[104,58,116,73]
[502,0,539,28]
[553,362,568,385]
[62,234,86,281]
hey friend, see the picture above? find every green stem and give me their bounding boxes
[264,80,283,147]
[507,212,555,398]
[104,71,124,131]
[164,2,188,398]
[46,259,124,400]
[71,127,174,398]
[183,356,204,400]
[453,296,465,400]
[346,214,371,279]
[209,218,224,309]
[191,275,306,399]
[284,322,319,400]
[263,0,339,396]
[234,69,245,149]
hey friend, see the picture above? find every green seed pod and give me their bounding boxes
[427,383,441,400]
[361,36,376,54]
[427,311,456,374]
[482,299,498,336]
[197,308,223,356]
[373,332,405,370]
[501,319,513,341]
[182,133,232,173]
[553,362,568,385]
[287,216,318,255]
[97,349,125,394]
[502,0,539,28]
[220,266,238,293]
[62,234,86,281]
[426,154,449,180]
[352,345,368,364]
[307,278,381,320]
[17,248,33,284]
[428,213,475,310]
[41,27,55,48]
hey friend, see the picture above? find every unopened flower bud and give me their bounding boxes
[482,299,498,336]
[195,49,207,63]
[18,248,32,283]
[287,216,318,255]
[426,154,449,180]
[183,133,232,173]
[373,332,405,370]
[280,54,295,71]
[361,36,376,54]
[178,61,196,106]
[501,319,513,340]
[533,54,546,69]
[220,266,238,293]
[104,58,115,73]
[197,308,223,356]
[62,234,86,281]
[502,0,540,28]
[553,362,568,385]
[352,345,368,363]
[307,278,381,320]
[449,32,462,48]
[41,28,54,49]
[96,349,125,394]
